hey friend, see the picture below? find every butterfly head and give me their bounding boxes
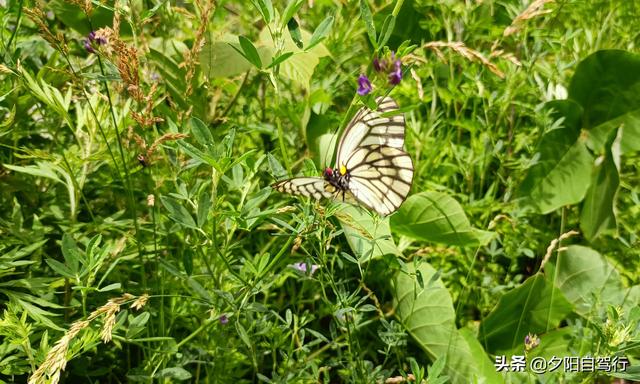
[323,167,333,179]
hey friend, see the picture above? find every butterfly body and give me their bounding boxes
[324,167,349,191]
[272,97,413,216]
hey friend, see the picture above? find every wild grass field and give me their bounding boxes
[1,0,639,383]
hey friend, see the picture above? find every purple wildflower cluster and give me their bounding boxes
[373,51,403,85]
[83,31,107,53]
[524,333,540,352]
[356,51,403,96]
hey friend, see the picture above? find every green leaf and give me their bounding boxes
[359,0,377,48]
[580,128,621,240]
[259,28,330,90]
[394,263,502,384]
[61,233,81,274]
[127,312,150,339]
[338,205,401,261]
[249,0,274,23]
[156,367,192,380]
[200,39,272,78]
[49,0,128,35]
[390,191,494,246]
[287,18,303,49]
[197,191,211,227]
[569,50,640,129]
[377,14,396,48]
[236,36,263,69]
[160,196,197,229]
[547,245,624,317]
[190,117,213,146]
[281,0,304,28]
[518,100,594,213]
[266,51,294,69]
[148,49,190,111]
[308,16,334,50]
[45,258,75,279]
[587,109,640,154]
[98,283,121,292]
[478,274,573,355]
[177,141,221,171]
[567,49,640,155]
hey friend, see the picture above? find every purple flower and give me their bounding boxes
[373,57,385,72]
[372,52,403,85]
[84,31,107,54]
[357,74,372,96]
[219,314,229,325]
[388,60,402,85]
[291,262,319,275]
[83,39,95,53]
[524,333,540,351]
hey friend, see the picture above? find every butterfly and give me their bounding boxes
[272,97,413,216]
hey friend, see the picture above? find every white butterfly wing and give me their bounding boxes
[271,177,336,200]
[335,96,405,168]
[345,145,413,216]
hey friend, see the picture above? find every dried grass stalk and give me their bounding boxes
[28,293,149,384]
[421,41,505,78]
[504,0,555,36]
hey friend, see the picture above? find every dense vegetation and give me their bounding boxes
[1,0,639,383]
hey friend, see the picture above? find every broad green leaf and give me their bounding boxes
[390,191,494,246]
[394,263,502,384]
[200,39,271,78]
[518,100,593,213]
[338,205,400,261]
[478,274,573,355]
[190,117,213,146]
[308,16,334,50]
[546,245,624,317]
[580,128,621,240]
[569,50,640,128]
[359,0,377,48]
[160,196,197,229]
[587,109,640,154]
[259,28,330,89]
[156,367,192,380]
[568,50,640,154]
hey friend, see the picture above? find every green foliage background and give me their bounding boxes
[0,0,639,383]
